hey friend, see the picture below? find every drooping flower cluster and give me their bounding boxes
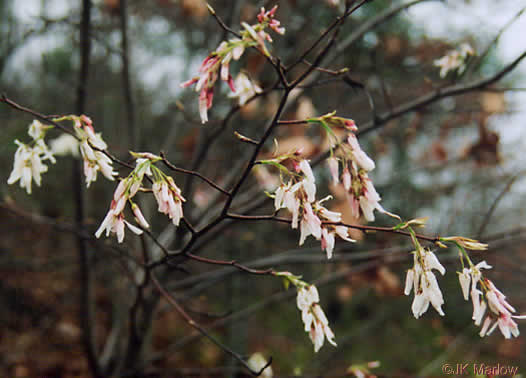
[96,157,152,243]
[95,153,186,243]
[297,284,337,352]
[404,248,446,318]
[458,260,526,338]
[309,112,394,222]
[181,5,284,123]
[434,43,475,78]
[152,176,185,226]
[273,157,354,258]
[8,120,56,194]
[73,115,117,187]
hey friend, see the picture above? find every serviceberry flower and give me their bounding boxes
[95,156,156,243]
[228,72,262,106]
[457,259,526,339]
[404,249,446,318]
[181,5,284,123]
[8,140,55,194]
[152,176,185,226]
[7,120,56,194]
[296,285,336,352]
[69,115,117,187]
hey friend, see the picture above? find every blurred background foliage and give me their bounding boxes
[1,0,525,377]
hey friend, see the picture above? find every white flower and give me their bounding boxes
[405,249,446,318]
[28,120,48,140]
[49,134,80,157]
[458,268,471,300]
[228,72,262,106]
[7,140,55,194]
[347,134,375,171]
[327,157,339,184]
[434,43,475,78]
[296,285,336,352]
[297,285,319,311]
[80,140,117,187]
[95,206,143,243]
[299,202,322,245]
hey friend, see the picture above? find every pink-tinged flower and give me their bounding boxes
[152,177,185,226]
[347,134,375,172]
[327,157,339,184]
[257,6,285,35]
[476,279,526,339]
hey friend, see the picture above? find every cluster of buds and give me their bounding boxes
[65,115,117,187]
[309,112,392,222]
[8,120,56,194]
[95,156,153,243]
[434,43,475,78]
[404,248,446,318]
[181,5,284,123]
[458,260,525,338]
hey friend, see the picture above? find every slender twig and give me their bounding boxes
[185,252,275,275]
[477,174,519,239]
[286,0,370,72]
[160,152,230,196]
[151,274,273,376]
[466,6,526,77]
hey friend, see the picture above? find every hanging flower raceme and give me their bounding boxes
[70,115,117,187]
[456,259,526,339]
[181,5,284,123]
[404,248,446,318]
[307,112,396,223]
[95,156,155,243]
[296,284,337,352]
[8,120,56,195]
[275,272,336,353]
